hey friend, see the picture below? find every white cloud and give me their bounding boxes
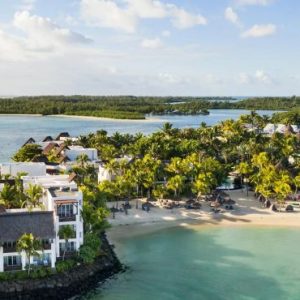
[141,38,163,49]
[238,70,273,85]
[0,11,92,62]
[168,5,207,29]
[236,0,273,6]
[224,7,241,27]
[126,0,167,18]
[241,24,276,38]
[255,70,273,84]
[161,30,171,37]
[158,72,189,84]
[13,11,91,51]
[19,0,36,11]
[239,72,252,84]
[80,0,207,32]
[80,0,137,33]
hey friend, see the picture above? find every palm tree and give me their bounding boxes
[76,154,89,168]
[58,225,75,260]
[17,233,41,275]
[293,175,300,198]
[167,175,185,198]
[0,184,16,208]
[24,184,43,209]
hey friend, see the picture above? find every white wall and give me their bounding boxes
[0,163,46,177]
[65,147,98,161]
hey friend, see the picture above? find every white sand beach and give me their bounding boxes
[49,114,162,123]
[107,190,300,244]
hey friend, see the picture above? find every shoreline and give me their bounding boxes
[107,190,300,249]
[0,113,162,122]
[49,114,162,123]
[0,114,43,117]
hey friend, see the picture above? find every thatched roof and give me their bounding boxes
[22,137,35,147]
[68,172,77,182]
[42,143,58,155]
[42,136,53,142]
[55,132,70,141]
[54,144,69,156]
[0,211,55,243]
[58,155,70,164]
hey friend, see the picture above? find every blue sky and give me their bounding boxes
[0,0,299,96]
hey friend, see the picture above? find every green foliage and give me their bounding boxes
[12,144,43,162]
[17,233,42,275]
[2,95,297,120]
[79,233,101,264]
[0,267,53,281]
[56,259,76,273]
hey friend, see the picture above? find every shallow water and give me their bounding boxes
[0,109,274,161]
[86,226,300,300]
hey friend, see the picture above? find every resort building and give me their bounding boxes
[62,146,98,162]
[0,174,84,273]
[98,156,133,183]
[0,211,56,272]
[0,162,47,177]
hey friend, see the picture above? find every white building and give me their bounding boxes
[0,211,56,272]
[0,162,46,177]
[0,175,84,272]
[63,146,98,162]
[98,156,133,183]
[98,163,113,182]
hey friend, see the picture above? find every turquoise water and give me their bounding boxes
[0,109,275,161]
[86,226,300,300]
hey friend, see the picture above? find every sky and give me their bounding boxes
[0,0,299,96]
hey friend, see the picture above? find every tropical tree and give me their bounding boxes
[76,154,90,168]
[167,175,185,198]
[293,174,300,197]
[12,144,43,162]
[24,184,43,209]
[0,184,17,208]
[17,233,42,275]
[58,225,75,260]
[192,172,215,199]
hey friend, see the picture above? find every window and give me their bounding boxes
[57,204,73,217]
[32,253,51,266]
[4,256,21,266]
[59,241,76,252]
[59,225,76,239]
[3,241,16,249]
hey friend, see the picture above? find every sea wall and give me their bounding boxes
[0,233,122,300]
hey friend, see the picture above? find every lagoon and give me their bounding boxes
[0,109,275,162]
[87,226,300,300]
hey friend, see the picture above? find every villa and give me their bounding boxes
[98,156,133,183]
[0,211,55,272]
[0,174,84,273]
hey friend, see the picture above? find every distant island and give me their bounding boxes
[0,96,299,120]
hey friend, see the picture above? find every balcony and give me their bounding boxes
[58,214,76,222]
[4,265,22,272]
[3,246,17,253]
[42,243,51,250]
[59,250,76,258]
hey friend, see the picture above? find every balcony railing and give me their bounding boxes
[42,243,51,250]
[3,246,17,253]
[4,265,22,272]
[58,215,76,222]
[59,250,76,258]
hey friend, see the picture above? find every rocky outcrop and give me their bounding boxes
[0,233,122,300]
